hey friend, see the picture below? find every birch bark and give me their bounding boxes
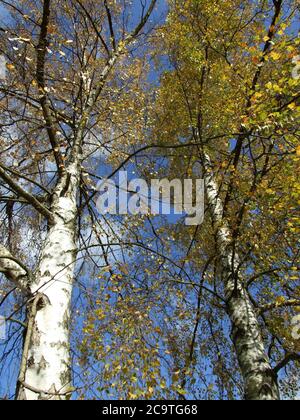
[16,164,79,400]
[0,245,29,293]
[203,152,280,400]
[0,0,156,400]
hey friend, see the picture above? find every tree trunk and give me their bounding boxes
[16,165,79,400]
[203,153,280,400]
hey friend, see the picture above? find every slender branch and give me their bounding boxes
[0,245,32,294]
[247,269,280,287]
[0,0,39,26]
[0,164,54,222]
[105,134,233,180]
[104,0,116,51]
[126,0,157,42]
[97,0,157,97]
[0,163,51,195]
[259,299,300,315]
[36,0,64,174]
[0,196,29,204]
[274,353,300,374]
[74,0,110,56]
[71,0,157,163]
[223,0,283,214]
[7,318,28,329]
[18,381,74,398]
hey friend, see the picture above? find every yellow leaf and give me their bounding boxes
[6,63,15,71]
[276,296,286,306]
[266,82,273,90]
[270,51,281,61]
[177,388,187,396]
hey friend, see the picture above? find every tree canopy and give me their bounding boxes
[0,0,299,400]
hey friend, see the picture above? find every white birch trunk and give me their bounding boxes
[16,164,79,400]
[203,153,280,400]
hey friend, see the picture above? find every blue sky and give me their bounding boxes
[0,0,299,401]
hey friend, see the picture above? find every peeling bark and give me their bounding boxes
[203,153,280,401]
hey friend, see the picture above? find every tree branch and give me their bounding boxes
[223,0,283,214]
[0,245,32,294]
[126,0,157,42]
[274,353,300,375]
[0,163,51,195]
[36,0,64,174]
[74,0,110,56]
[0,164,54,222]
[104,0,116,51]
[259,299,300,315]
[71,1,157,163]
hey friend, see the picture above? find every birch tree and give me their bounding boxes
[76,0,300,401]
[147,0,300,400]
[0,0,299,402]
[0,0,157,400]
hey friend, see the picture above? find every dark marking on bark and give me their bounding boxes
[60,173,72,197]
[63,309,70,331]
[37,294,50,309]
[42,270,51,278]
[28,356,35,368]
[38,356,49,373]
[32,325,41,347]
